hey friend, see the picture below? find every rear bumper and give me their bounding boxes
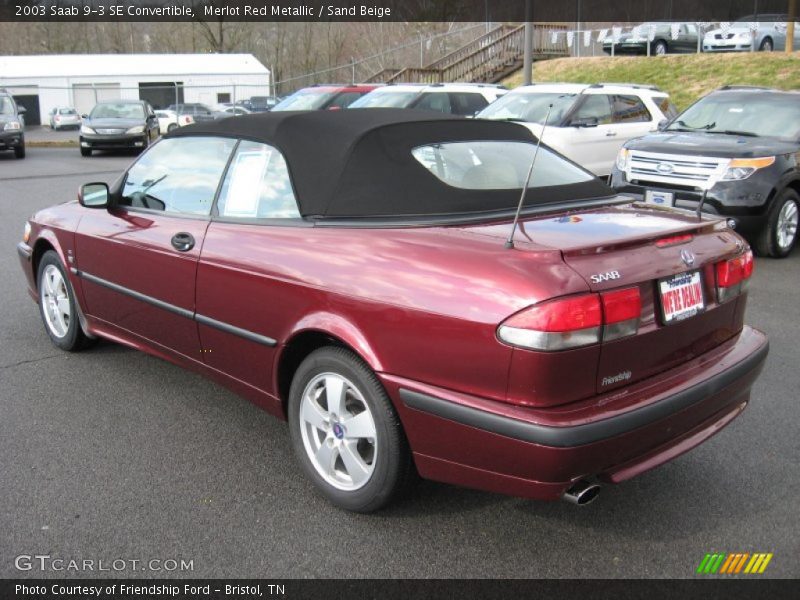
[384,326,768,500]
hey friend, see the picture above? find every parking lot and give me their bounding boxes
[1,147,798,578]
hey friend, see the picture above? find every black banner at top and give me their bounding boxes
[0,0,795,22]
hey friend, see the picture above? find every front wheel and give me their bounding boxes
[167,123,177,132]
[653,40,668,55]
[80,146,92,157]
[14,144,25,159]
[754,189,799,258]
[37,251,93,351]
[288,347,413,512]
[760,37,773,51]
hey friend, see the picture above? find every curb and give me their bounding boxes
[27,141,78,148]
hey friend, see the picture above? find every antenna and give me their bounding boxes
[696,188,708,221]
[505,103,553,250]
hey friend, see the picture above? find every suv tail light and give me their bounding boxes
[498,287,641,351]
[715,250,754,303]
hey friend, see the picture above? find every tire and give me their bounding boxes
[288,346,413,512]
[754,189,799,258]
[37,251,93,351]
[653,40,668,55]
[760,37,773,51]
[80,146,92,157]
[14,144,25,159]
[167,123,177,132]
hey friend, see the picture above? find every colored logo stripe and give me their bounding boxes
[697,553,773,574]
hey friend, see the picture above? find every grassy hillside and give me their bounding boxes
[504,52,800,110]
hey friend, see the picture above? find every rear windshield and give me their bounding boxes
[349,91,421,109]
[271,90,337,111]
[478,92,578,124]
[60,108,78,115]
[90,103,145,119]
[412,141,594,190]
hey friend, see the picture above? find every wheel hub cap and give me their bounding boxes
[41,264,70,338]
[777,201,798,250]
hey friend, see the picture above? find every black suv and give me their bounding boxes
[0,90,26,159]
[611,87,800,257]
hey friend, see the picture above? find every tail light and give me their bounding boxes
[715,250,754,303]
[498,287,641,351]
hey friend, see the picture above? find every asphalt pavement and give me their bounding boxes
[1,148,798,578]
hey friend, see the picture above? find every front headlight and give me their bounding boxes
[615,148,630,171]
[721,156,775,180]
[736,31,751,40]
[23,222,31,244]
[3,121,21,130]
[80,125,95,135]
[126,125,145,134]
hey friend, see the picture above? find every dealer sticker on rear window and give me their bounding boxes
[659,271,705,324]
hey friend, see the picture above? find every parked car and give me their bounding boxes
[79,100,160,157]
[478,83,678,176]
[611,86,800,257]
[271,85,380,111]
[0,90,25,159]
[48,107,81,131]
[154,109,193,135]
[348,83,506,115]
[704,15,800,52]
[242,96,281,112]
[166,103,217,122]
[214,106,251,118]
[603,22,701,55]
[17,109,768,512]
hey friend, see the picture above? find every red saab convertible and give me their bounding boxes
[17,109,768,511]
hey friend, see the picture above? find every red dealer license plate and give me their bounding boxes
[659,271,705,324]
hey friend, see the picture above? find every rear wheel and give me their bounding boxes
[288,347,413,512]
[167,123,177,132]
[653,40,668,55]
[37,251,93,351]
[754,189,799,258]
[760,37,773,51]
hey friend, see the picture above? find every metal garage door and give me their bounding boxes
[72,83,121,115]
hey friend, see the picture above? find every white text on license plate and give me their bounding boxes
[659,271,704,323]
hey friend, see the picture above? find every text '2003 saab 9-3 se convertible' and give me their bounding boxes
[17,109,768,512]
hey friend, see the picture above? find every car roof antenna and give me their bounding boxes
[505,103,553,250]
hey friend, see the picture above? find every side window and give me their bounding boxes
[328,92,362,109]
[449,92,489,115]
[612,95,651,123]
[656,97,680,120]
[216,140,300,219]
[572,94,613,124]
[120,136,236,215]
[685,24,697,35]
[414,92,452,113]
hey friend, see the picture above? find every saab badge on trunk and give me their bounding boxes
[680,249,696,267]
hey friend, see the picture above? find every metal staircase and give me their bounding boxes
[366,24,568,85]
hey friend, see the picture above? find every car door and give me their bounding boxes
[560,93,616,175]
[74,136,237,360]
[610,93,655,149]
[144,103,159,139]
[195,140,303,395]
[680,24,698,52]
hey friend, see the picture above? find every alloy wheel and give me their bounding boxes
[41,264,71,338]
[776,199,798,251]
[299,372,377,491]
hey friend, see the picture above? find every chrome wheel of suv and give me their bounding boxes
[756,190,800,258]
[777,199,798,252]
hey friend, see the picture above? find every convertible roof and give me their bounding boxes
[168,108,608,218]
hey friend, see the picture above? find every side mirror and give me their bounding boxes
[78,182,109,208]
[657,119,669,131]
[571,116,599,128]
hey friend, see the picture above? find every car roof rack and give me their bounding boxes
[717,84,774,91]
[589,82,663,91]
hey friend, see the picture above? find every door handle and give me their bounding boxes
[171,232,195,252]
[605,131,618,137]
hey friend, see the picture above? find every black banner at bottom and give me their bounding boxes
[1,579,793,600]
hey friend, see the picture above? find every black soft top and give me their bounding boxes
[168,108,609,219]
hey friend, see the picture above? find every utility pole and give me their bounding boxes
[523,0,533,85]
[787,0,796,53]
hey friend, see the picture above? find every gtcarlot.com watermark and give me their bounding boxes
[14,554,194,573]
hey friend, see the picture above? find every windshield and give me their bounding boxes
[59,108,78,115]
[271,90,336,111]
[667,93,800,139]
[412,141,593,191]
[349,91,421,109]
[0,97,15,115]
[478,92,577,125]
[90,103,145,119]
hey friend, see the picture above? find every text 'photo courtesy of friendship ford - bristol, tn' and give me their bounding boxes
[18,109,768,512]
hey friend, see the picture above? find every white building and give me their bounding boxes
[0,53,270,125]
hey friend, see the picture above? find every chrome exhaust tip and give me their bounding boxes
[562,480,601,506]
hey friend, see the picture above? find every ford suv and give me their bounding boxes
[611,87,800,258]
